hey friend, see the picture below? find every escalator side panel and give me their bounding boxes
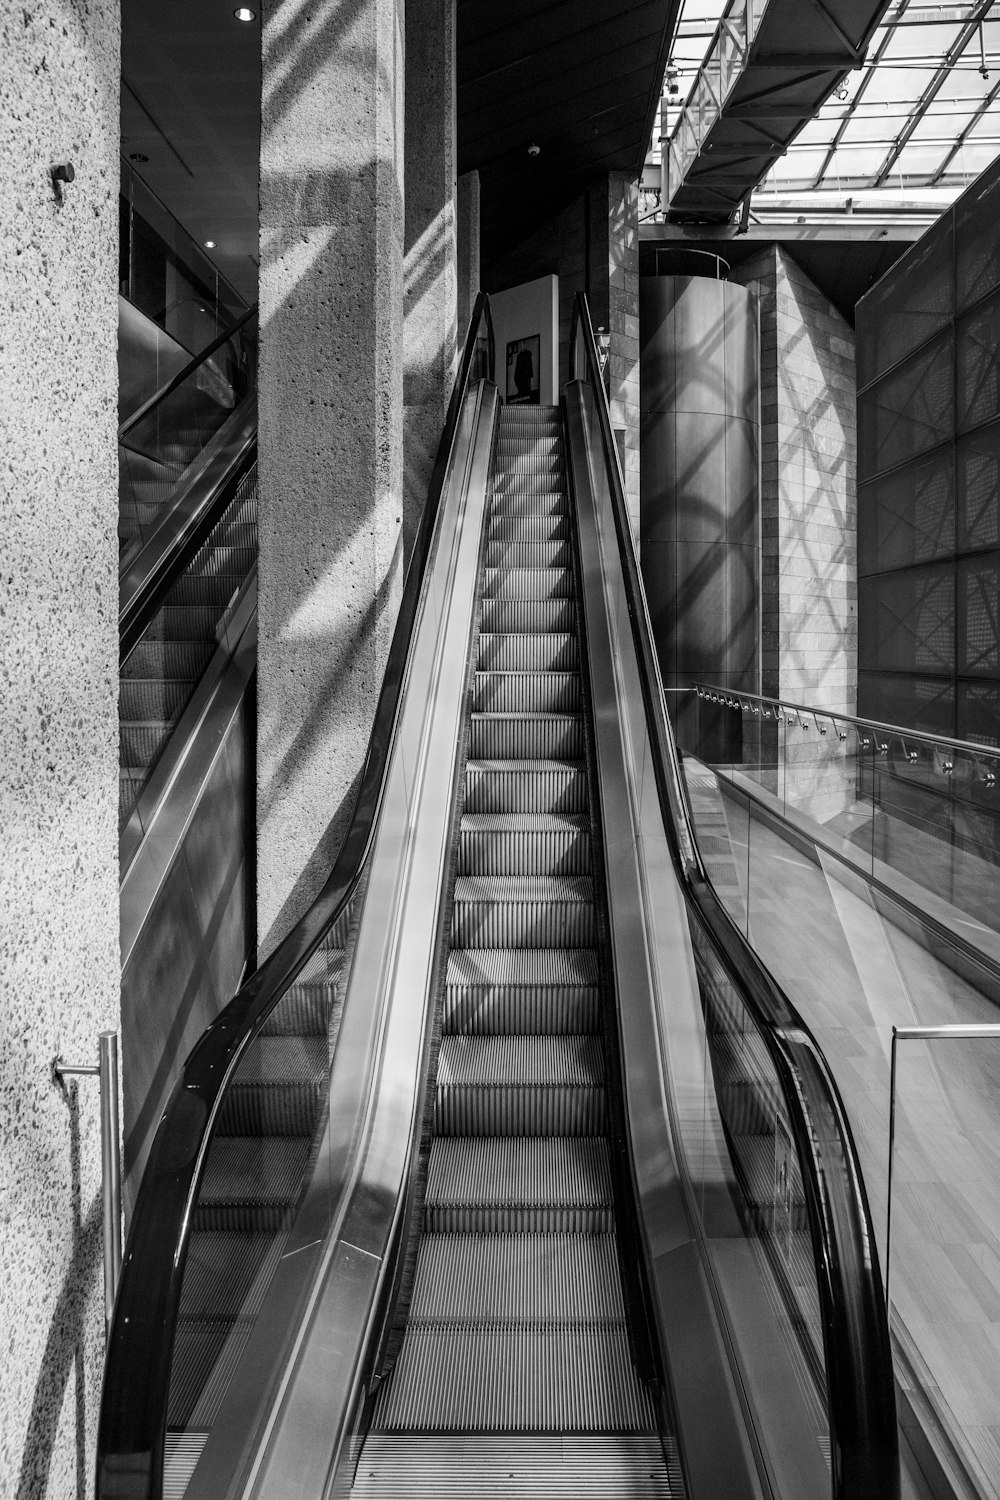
[565,382,769,1500]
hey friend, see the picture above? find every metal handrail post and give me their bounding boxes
[52,1031,123,1337]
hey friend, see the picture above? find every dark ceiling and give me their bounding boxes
[121,0,679,301]
[458,0,680,262]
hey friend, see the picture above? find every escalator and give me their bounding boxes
[118,309,259,1211]
[98,296,899,1500]
[354,404,678,1494]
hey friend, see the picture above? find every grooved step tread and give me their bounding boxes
[458,814,591,877]
[479,600,575,633]
[464,761,587,814]
[477,633,578,670]
[351,1435,679,1498]
[197,1136,311,1205]
[437,1035,604,1089]
[407,1233,626,1324]
[469,713,584,761]
[483,568,574,601]
[425,1137,612,1214]
[371,1325,658,1432]
[473,672,581,713]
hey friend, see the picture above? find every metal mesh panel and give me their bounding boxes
[858,567,955,676]
[856,231,953,391]
[858,333,954,478]
[958,427,1000,553]
[958,293,1000,434]
[857,672,955,739]
[958,556,1000,677]
[958,681,1000,748]
[956,165,1000,313]
[858,448,954,575]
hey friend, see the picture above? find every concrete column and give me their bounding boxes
[456,169,481,345]
[403,0,457,557]
[730,246,857,715]
[587,173,641,536]
[0,5,121,1493]
[258,0,405,952]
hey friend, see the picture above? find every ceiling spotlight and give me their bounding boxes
[233,6,256,20]
[129,152,149,164]
[527,142,541,157]
[204,239,217,249]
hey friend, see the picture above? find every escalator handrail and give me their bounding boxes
[117,302,258,444]
[97,291,496,1497]
[569,291,900,1500]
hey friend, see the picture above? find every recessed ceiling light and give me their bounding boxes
[234,7,256,19]
[204,240,217,249]
[129,152,149,163]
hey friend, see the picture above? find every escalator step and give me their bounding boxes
[458,814,591,876]
[164,573,242,608]
[119,769,146,822]
[261,961,345,1036]
[168,1315,254,1428]
[119,677,196,721]
[351,1435,679,1498]
[473,671,580,714]
[485,541,572,569]
[172,1231,279,1318]
[464,761,587,814]
[163,1433,210,1500]
[424,1137,613,1233]
[217,1078,325,1137]
[479,599,575,635]
[451,877,595,948]
[195,1135,311,1226]
[444,946,600,1035]
[483,567,573,601]
[469,713,583,761]
[477,632,577,671]
[119,720,171,768]
[491,487,568,518]
[121,641,215,680]
[142,605,220,641]
[179,545,256,580]
[408,1233,625,1324]
[488,515,570,543]
[371,1325,657,1431]
[435,1035,605,1137]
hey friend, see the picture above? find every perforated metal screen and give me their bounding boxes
[857,155,1000,745]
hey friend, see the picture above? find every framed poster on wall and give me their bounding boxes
[506,335,540,405]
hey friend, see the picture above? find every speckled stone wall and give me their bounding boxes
[258,0,405,954]
[403,0,457,558]
[0,4,121,1494]
[731,246,858,715]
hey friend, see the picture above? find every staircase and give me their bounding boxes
[352,406,680,1496]
[119,465,258,824]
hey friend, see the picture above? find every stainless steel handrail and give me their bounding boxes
[52,1033,122,1336]
[694,683,1000,767]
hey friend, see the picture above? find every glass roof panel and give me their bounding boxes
[651,0,1000,218]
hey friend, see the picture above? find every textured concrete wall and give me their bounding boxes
[731,246,857,714]
[456,169,480,344]
[0,4,121,1494]
[403,0,457,557]
[258,0,405,953]
[606,173,641,538]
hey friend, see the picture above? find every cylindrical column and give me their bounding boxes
[640,275,760,757]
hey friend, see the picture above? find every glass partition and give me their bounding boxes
[119,311,258,565]
[690,685,1000,948]
[682,712,1000,1500]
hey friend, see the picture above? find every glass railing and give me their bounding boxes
[98,294,496,1500]
[570,291,899,1500]
[119,157,247,359]
[118,307,258,568]
[664,0,768,206]
[690,685,1000,952]
[680,691,1000,1500]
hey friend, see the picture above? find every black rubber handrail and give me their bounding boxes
[97,292,496,1500]
[118,302,258,444]
[569,291,900,1500]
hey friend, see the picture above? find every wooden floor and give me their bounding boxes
[684,762,1000,1500]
